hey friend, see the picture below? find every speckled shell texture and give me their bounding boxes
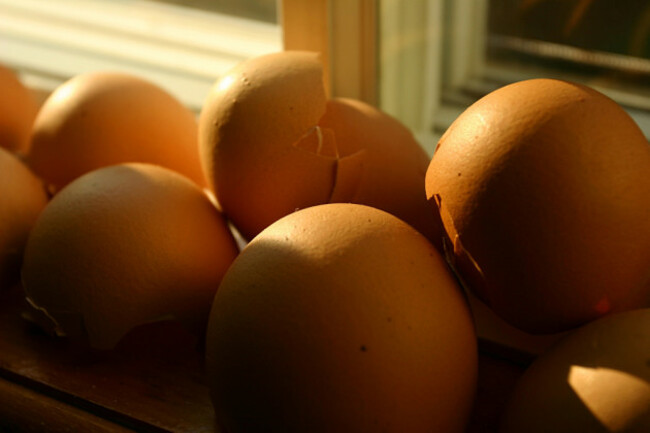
[425,79,650,334]
[206,203,477,433]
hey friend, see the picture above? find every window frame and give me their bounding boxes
[281,0,378,106]
[437,0,650,140]
[2,0,648,142]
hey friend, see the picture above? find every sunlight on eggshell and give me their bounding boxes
[206,203,477,432]
[199,51,441,245]
[500,309,650,433]
[21,163,239,350]
[426,78,650,334]
[26,72,206,193]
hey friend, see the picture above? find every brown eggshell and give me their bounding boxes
[27,72,206,192]
[500,308,650,433]
[199,51,335,240]
[206,203,477,433]
[21,163,239,350]
[425,78,650,333]
[0,147,48,290]
[319,97,441,243]
[0,65,39,154]
[199,51,441,244]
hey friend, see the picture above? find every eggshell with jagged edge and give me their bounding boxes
[21,163,238,350]
[425,78,650,334]
[199,51,441,244]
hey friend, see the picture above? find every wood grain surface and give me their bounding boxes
[0,285,216,432]
[0,284,527,432]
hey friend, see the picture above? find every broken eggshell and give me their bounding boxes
[20,163,239,350]
[425,78,650,334]
[199,51,441,244]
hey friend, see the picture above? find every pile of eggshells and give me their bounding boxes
[0,51,649,432]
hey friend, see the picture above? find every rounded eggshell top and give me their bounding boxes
[0,65,39,154]
[206,203,477,433]
[21,163,239,350]
[425,78,650,333]
[500,308,650,433]
[27,72,206,191]
[199,51,332,239]
[0,147,48,289]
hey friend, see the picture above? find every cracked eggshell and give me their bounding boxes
[318,98,441,244]
[21,163,239,350]
[0,65,39,154]
[0,147,48,290]
[425,79,650,334]
[26,72,206,193]
[199,51,441,244]
[199,51,334,240]
[500,309,650,433]
[206,203,477,433]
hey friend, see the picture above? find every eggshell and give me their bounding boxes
[0,147,48,290]
[318,98,441,243]
[21,163,239,350]
[500,309,650,432]
[199,51,439,243]
[199,51,333,239]
[206,203,477,433]
[425,78,650,333]
[26,72,206,192]
[0,65,39,154]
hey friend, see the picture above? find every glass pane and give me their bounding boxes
[490,0,649,57]
[487,0,650,106]
[378,0,650,142]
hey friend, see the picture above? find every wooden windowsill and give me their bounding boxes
[0,282,529,432]
[0,284,216,432]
